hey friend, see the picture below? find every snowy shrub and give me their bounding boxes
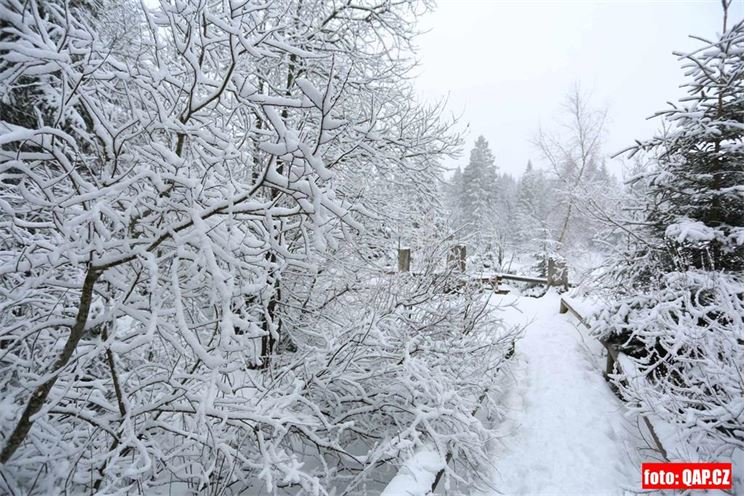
[278,243,518,494]
[593,270,743,463]
[0,0,518,493]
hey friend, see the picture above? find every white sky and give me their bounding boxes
[413,0,744,177]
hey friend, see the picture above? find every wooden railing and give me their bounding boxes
[559,296,669,460]
[396,246,571,289]
[499,273,550,285]
[559,297,621,376]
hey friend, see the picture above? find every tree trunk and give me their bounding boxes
[1,267,99,463]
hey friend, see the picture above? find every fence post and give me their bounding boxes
[398,248,411,272]
[547,257,568,289]
[447,244,466,272]
[605,348,616,377]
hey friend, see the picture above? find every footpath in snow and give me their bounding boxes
[482,290,640,496]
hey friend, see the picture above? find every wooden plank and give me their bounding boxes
[498,273,549,284]
[472,275,506,294]
[558,297,589,329]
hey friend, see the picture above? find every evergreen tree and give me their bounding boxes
[493,172,518,265]
[632,20,744,274]
[445,166,466,228]
[593,8,743,478]
[513,161,557,277]
[460,136,499,248]
[515,161,551,246]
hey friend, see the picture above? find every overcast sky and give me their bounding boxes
[414,0,744,177]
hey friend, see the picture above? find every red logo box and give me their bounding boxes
[642,462,733,490]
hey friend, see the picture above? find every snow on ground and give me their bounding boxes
[380,447,444,496]
[480,290,640,496]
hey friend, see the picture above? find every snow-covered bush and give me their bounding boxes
[594,270,743,459]
[279,239,518,494]
[0,0,519,493]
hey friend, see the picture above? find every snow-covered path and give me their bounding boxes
[483,291,638,495]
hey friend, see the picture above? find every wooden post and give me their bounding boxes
[547,257,568,289]
[398,248,411,272]
[605,350,615,377]
[547,257,556,286]
[604,344,619,377]
[448,244,466,272]
[558,260,568,290]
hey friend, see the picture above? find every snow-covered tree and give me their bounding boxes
[629,37,743,274]
[449,136,499,261]
[513,161,555,270]
[592,6,743,484]
[534,88,608,253]
[491,172,518,266]
[0,0,519,494]
[445,166,466,228]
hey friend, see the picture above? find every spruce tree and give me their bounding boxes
[446,166,466,228]
[630,17,744,275]
[461,136,499,247]
[593,7,743,476]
